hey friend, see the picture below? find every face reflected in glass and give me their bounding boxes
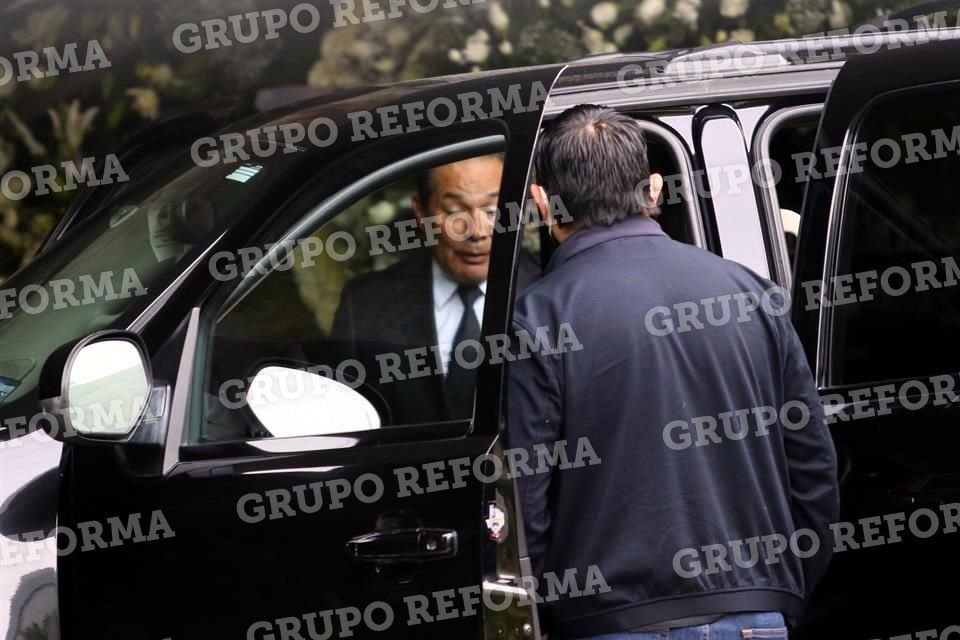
[414,155,502,285]
[147,202,189,262]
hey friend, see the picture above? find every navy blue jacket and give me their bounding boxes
[507,215,839,638]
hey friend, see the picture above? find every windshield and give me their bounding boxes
[0,149,287,410]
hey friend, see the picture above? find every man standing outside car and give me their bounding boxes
[507,105,838,639]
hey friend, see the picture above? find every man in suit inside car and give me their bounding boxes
[332,153,530,424]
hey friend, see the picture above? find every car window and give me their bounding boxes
[829,86,960,385]
[767,115,818,268]
[196,147,513,443]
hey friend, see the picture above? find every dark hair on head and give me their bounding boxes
[534,104,659,228]
[415,152,505,205]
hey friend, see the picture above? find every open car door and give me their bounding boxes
[792,37,960,639]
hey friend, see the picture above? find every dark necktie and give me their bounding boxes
[445,284,483,418]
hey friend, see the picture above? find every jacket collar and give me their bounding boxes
[546,215,667,274]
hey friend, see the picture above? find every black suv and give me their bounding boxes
[3,28,960,640]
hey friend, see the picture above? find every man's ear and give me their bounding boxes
[648,172,664,208]
[530,183,550,224]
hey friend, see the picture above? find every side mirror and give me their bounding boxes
[40,331,153,441]
[247,365,381,438]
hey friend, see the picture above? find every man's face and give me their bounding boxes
[413,155,502,285]
[147,202,189,262]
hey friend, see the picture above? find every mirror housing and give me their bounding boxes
[39,330,155,443]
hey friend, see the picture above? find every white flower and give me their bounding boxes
[126,88,158,120]
[373,57,396,73]
[730,28,754,41]
[385,25,410,47]
[673,0,701,29]
[306,61,330,87]
[634,0,665,24]
[538,0,550,7]
[349,40,376,58]
[499,40,513,55]
[463,30,491,64]
[488,2,509,31]
[828,0,852,29]
[613,24,633,45]
[590,2,618,29]
[448,48,464,63]
[582,26,604,52]
[719,0,748,19]
[136,63,174,88]
[367,201,397,225]
[581,26,616,53]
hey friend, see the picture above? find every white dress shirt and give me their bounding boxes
[432,260,486,376]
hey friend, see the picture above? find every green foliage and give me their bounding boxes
[0,0,933,280]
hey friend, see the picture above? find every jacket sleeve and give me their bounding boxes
[780,318,840,595]
[505,316,564,583]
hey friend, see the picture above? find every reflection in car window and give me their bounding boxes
[831,88,960,385]
[0,150,288,413]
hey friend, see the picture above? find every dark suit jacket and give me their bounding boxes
[331,253,449,425]
[331,249,541,426]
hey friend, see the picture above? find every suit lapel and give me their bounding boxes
[387,252,438,347]
[389,252,449,420]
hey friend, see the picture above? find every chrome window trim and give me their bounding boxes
[163,306,200,475]
[698,112,770,279]
[545,67,841,114]
[816,124,856,389]
[752,103,824,290]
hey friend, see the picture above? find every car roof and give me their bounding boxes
[238,27,960,126]
[549,27,960,111]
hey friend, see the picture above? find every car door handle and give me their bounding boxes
[345,528,458,563]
